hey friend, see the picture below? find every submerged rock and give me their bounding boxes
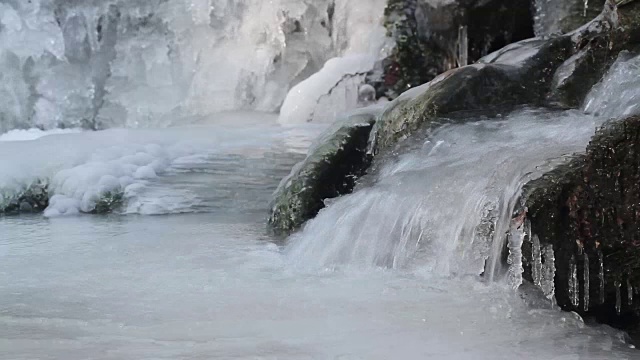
[0,181,49,215]
[268,111,377,234]
[520,115,640,342]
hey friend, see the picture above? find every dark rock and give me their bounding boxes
[519,115,640,343]
[0,181,49,215]
[92,191,124,214]
[547,40,614,108]
[547,0,640,107]
[534,0,606,36]
[370,0,535,99]
[268,111,378,235]
[371,35,574,153]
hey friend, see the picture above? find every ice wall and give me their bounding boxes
[0,0,387,132]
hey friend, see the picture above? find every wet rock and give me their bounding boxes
[370,0,535,99]
[268,111,378,235]
[547,40,613,108]
[548,0,640,107]
[371,36,574,153]
[0,181,49,215]
[92,191,124,214]
[534,0,606,36]
[520,115,640,343]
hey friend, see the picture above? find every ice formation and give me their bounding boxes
[0,117,322,217]
[0,0,388,132]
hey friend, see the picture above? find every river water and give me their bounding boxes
[1,110,638,359]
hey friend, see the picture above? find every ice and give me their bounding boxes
[584,253,590,311]
[541,244,557,300]
[569,255,580,307]
[457,25,469,67]
[532,234,543,286]
[278,55,377,124]
[0,113,322,216]
[599,250,606,304]
[507,219,528,289]
[616,281,622,315]
[0,0,389,132]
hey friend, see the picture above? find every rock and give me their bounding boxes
[269,1,640,233]
[370,0,535,99]
[534,0,606,36]
[0,181,49,215]
[371,35,574,153]
[519,115,640,343]
[92,191,124,214]
[547,41,614,108]
[548,0,640,107]
[268,111,378,234]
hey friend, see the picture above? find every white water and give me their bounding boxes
[3,4,640,359]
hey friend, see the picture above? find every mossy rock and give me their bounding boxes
[520,115,640,343]
[372,0,535,99]
[371,35,574,154]
[268,112,378,235]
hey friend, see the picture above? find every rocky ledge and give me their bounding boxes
[520,115,640,343]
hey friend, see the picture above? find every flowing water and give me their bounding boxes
[3,1,640,359]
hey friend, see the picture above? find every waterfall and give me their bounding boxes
[287,52,640,282]
[0,0,387,132]
[287,109,605,277]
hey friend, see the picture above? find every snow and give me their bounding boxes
[0,113,323,217]
[0,128,83,142]
[278,55,377,124]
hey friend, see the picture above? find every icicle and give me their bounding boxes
[532,234,543,287]
[628,278,633,306]
[569,255,579,307]
[584,0,589,17]
[583,253,590,311]
[615,281,622,315]
[457,26,468,67]
[541,244,556,300]
[598,251,605,304]
[507,220,526,289]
